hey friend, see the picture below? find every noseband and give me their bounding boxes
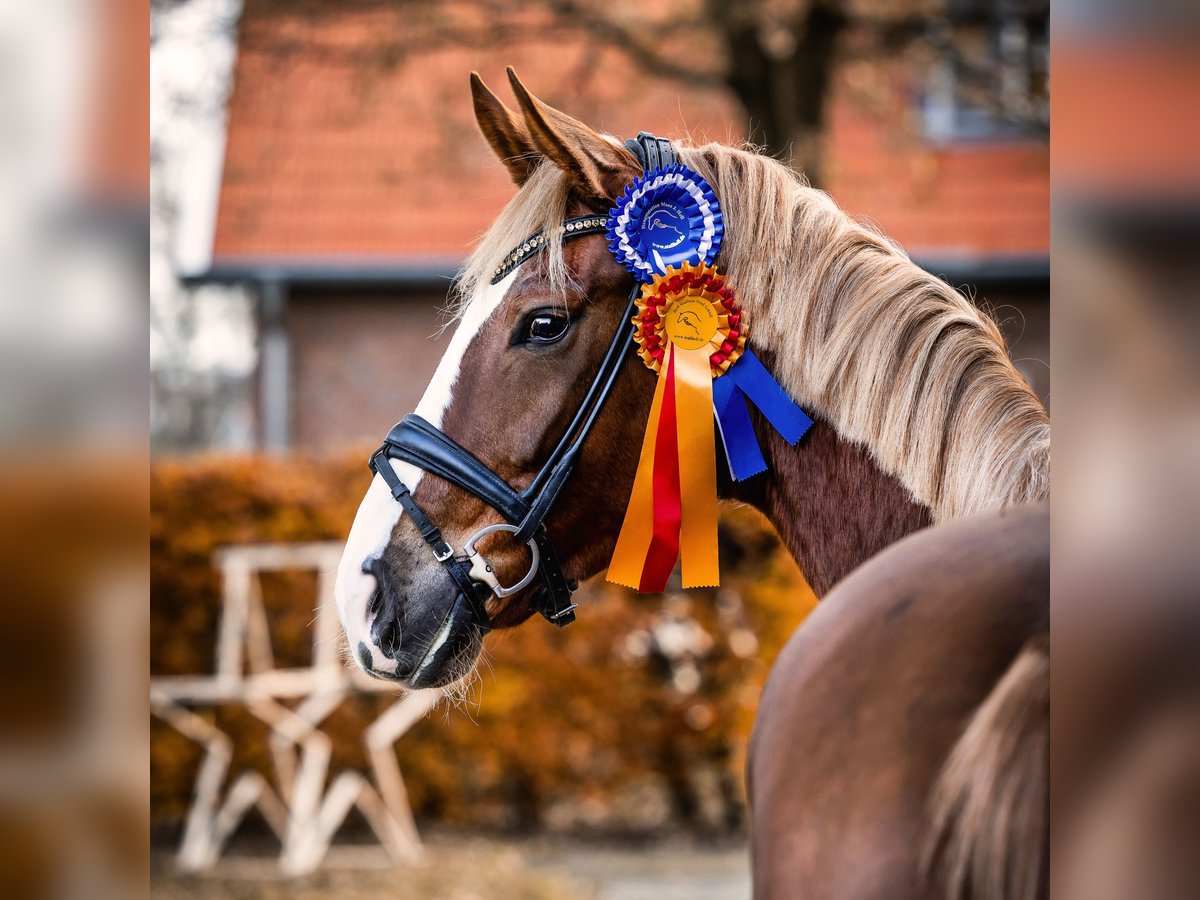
[369,133,677,629]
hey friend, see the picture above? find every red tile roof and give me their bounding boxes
[213,3,1048,263]
[823,62,1049,257]
[1052,39,1200,192]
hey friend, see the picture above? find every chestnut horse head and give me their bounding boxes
[336,70,1050,692]
[336,71,656,687]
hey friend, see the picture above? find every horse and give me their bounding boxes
[750,504,1048,900]
[334,69,1050,899]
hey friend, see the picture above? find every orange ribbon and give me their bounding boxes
[608,263,746,592]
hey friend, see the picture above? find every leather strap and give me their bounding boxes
[369,449,494,628]
[384,416,529,523]
[490,214,609,285]
[513,282,639,541]
[373,424,579,625]
[625,132,676,172]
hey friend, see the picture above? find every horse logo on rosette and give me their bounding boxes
[676,310,702,337]
[665,295,718,351]
[643,201,687,252]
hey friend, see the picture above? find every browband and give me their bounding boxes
[490,215,607,284]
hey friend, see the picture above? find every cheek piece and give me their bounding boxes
[369,132,676,629]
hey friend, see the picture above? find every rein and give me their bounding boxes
[369,132,677,629]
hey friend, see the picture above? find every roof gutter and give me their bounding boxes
[913,253,1049,289]
[181,258,461,292]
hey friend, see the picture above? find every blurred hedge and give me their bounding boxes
[151,452,815,835]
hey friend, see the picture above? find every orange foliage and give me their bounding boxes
[151,453,814,833]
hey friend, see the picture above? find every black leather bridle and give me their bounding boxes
[369,133,677,629]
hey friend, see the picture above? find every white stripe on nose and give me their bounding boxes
[334,270,520,669]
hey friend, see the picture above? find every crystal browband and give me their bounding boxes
[490,214,609,284]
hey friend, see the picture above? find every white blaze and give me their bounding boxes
[335,271,518,670]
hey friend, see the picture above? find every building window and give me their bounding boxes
[920,7,1049,144]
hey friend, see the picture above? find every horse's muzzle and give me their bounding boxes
[403,592,485,689]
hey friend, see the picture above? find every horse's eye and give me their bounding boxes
[525,311,571,345]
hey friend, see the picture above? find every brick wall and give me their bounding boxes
[824,65,1050,256]
[286,289,452,451]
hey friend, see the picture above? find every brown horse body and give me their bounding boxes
[335,71,1049,899]
[726,408,1047,899]
[750,503,1048,899]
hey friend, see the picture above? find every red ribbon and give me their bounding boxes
[641,348,681,591]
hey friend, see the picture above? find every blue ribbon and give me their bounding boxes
[713,348,814,482]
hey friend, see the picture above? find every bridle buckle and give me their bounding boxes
[547,603,578,621]
[462,523,540,598]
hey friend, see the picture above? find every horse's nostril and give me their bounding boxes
[357,642,373,672]
[363,557,410,667]
[371,613,403,660]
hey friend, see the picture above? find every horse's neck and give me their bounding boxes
[727,415,933,598]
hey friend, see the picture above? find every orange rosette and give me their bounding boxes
[631,261,748,377]
[609,262,748,593]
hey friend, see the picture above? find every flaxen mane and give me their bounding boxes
[457,142,1050,522]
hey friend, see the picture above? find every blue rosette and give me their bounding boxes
[606,164,724,281]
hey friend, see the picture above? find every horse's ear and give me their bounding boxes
[470,72,538,186]
[506,67,640,203]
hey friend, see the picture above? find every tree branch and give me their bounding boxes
[538,0,725,86]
